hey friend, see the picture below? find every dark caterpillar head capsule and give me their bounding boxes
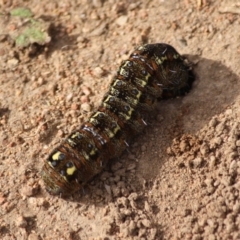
[41,150,82,196]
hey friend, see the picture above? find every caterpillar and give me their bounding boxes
[41,43,195,197]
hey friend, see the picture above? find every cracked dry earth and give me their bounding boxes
[1,0,240,239]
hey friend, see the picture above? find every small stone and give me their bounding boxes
[190,157,203,168]
[179,140,188,152]
[198,215,207,227]
[200,143,209,156]
[232,202,240,213]
[81,102,91,112]
[71,103,79,110]
[111,162,122,171]
[115,15,128,26]
[192,234,202,240]
[20,184,39,197]
[236,140,240,147]
[37,77,44,85]
[120,222,130,237]
[209,118,218,127]
[229,160,237,175]
[115,168,125,177]
[208,234,216,240]
[127,163,136,171]
[149,228,157,239]
[66,93,73,101]
[28,233,40,240]
[138,228,147,237]
[81,85,91,96]
[226,222,234,233]
[112,186,121,197]
[93,66,105,77]
[80,95,89,103]
[128,220,136,234]
[7,58,19,67]
[104,184,111,195]
[90,22,107,36]
[117,197,128,207]
[209,156,216,169]
[92,0,103,8]
[128,192,138,201]
[205,178,213,187]
[122,208,132,216]
[225,109,233,115]
[166,147,173,155]
[215,121,226,135]
[219,1,240,14]
[144,201,151,212]
[141,218,151,228]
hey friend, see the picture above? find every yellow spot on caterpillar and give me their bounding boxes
[109,86,120,96]
[135,90,141,100]
[106,130,115,138]
[127,106,134,115]
[155,56,167,65]
[91,112,105,119]
[89,117,98,125]
[102,102,108,108]
[135,73,151,87]
[71,132,80,139]
[89,148,97,156]
[127,97,138,106]
[103,96,116,106]
[105,122,121,138]
[173,54,179,59]
[112,124,121,134]
[67,138,77,147]
[138,45,147,51]
[83,151,90,161]
[66,165,77,175]
[122,61,131,68]
[52,151,62,161]
[119,67,129,77]
[121,106,134,121]
[112,80,126,90]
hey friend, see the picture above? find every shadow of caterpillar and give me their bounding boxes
[41,43,195,197]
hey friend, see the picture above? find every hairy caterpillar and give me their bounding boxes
[41,43,195,196]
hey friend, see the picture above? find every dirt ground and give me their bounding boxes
[0,0,240,239]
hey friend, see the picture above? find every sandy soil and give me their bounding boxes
[0,0,240,239]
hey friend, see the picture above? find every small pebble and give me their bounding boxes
[209,156,216,169]
[236,140,240,147]
[7,58,19,67]
[81,102,91,112]
[81,86,91,96]
[92,0,103,8]
[115,15,128,26]
[71,103,79,110]
[141,219,151,228]
[93,66,105,77]
[190,157,203,168]
[229,160,237,175]
[28,233,40,240]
